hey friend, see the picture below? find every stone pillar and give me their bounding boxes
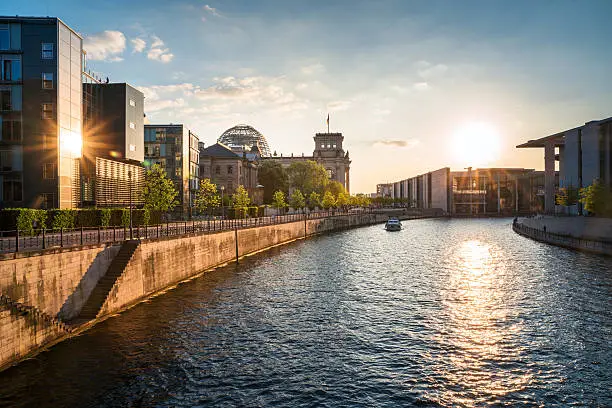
[544,141,556,214]
[497,173,501,214]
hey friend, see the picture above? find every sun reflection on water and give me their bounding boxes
[431,239,532,405]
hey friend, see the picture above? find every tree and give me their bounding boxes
[258,160,289,204]
[580,181,612,217]
[272,190,287,212]
[335,191,349,209]
[321,191,336,209]
[556,185,580,206]
[195,178,220,215]
[289,189,306,212]
[308,191,321,211]
[287,160,328,196]
[232,185,251,208]
[141,164,178,214]
[325,180,346,197]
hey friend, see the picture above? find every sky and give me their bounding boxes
[4,0,612,193]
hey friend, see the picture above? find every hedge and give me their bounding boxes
[0,208,163,231]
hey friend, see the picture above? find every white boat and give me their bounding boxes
[385,217,402,231]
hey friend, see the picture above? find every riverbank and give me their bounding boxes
[0,212,422,372]
[513,216,612,256]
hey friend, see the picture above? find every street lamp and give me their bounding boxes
[128,170,133,239]
[220,185,225,219]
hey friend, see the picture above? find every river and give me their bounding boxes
[0,218,610,407]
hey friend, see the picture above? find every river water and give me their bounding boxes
[1,218,611,407]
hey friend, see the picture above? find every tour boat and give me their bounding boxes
[384,217,402,231]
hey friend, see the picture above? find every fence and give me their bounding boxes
[0,209,375,255]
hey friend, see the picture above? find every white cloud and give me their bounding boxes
[147,35,174,63]
[415,60,448,79]
[203,5,221,16]
[301,63,325,75]
[131,38,146,53]
[373,139,420,149]
[413,82,429,91]
[83,30,126,61]
[327,100,352,111]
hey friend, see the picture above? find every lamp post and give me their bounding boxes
[220,185,225,219]
[128,169,133,240]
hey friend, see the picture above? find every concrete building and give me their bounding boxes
[81,78,145,207]
[144,124,199,217]
[518,117,612,213]
[198,142,262,204]
[378,167,546,215]
[0,17,83,209]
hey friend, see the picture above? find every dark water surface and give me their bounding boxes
[1,218,611,407]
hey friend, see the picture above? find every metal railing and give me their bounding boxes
[512,221,612,255]
[0,209,377,255]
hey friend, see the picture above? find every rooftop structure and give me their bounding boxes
[217,124,271,158]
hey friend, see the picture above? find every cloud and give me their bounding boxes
[413,82,429,91]
[301,63,325,75]
[202,4,221,21]
[131,38,146,53]
[147,35,174,63]
[327,100,352,111]
[415,60,448,79]
[373,139,420,148]
[83,30,126,61]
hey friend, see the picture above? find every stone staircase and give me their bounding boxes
[0,294,72,333]
[76,240,139,320]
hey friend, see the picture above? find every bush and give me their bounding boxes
[75,208,101,227]
[121,209,130,227]
[100,209,111,227]
[227,207,248,219]
[247,206,259,218]
[0,209,47,235]
[49,209,76,230]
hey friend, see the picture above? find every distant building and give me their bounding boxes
[144,124,199,217]
[378,167,548,215]
[81,80,145,207]
[518,117,612,213]
[0,17,83,209]
[269,132,351,193]
[199,142,262,204]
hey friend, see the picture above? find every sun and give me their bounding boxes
[451,122,501,167]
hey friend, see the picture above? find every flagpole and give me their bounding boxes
[327,113,330,133]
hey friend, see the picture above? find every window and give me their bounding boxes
[1,120,20,141]
[43,134,55,149]
[227,165,233,174]
[41,193,54,209]
[42,73,53,89]
[0,89,11,110]
[42,103,53,119]
[0,150,12,171]
[43,163,56,179]
[129,122,135,129]
[129,144,136,152]
[215,165,220,175]
[0,27,9,50]
[41,43,54,59]
[175,167,181,177]
[129,99,135,107]
[3,176,22,202]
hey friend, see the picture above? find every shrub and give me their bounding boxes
[121,209,130,227]
[49,209,76,230]
[100,209,111,227]
[75,208,101,227]
[0,209,47,235]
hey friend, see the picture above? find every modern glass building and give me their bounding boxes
[0,17,82,209]
[144,124,199,217]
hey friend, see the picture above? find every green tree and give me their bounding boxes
[258,160,289,204]
[556,185,580,206]
[580,181,612,217]
[287,160,329,196]
[142,164,179,214]
[289,189,306,212]
[308,191,321,211]
[195,178,221,215]
[232,185,251,208]
[325,180,346,197]
[335,191,349,209]
[321,191,336,209]
[272,190,287,211]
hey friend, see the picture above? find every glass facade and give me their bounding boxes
[57,20,82,208]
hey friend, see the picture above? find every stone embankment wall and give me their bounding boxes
[0,213,389,371]
[514,218,612,256]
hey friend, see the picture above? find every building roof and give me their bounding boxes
[517,115,612,148]
[200,142,242,159]
[218,124,271,157]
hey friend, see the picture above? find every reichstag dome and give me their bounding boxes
[217,124,272,157]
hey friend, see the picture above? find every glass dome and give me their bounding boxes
[217,124,271,157]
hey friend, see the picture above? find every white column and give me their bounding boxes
[544,141,556,214]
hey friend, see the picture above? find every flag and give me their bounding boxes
[326,113,329,126]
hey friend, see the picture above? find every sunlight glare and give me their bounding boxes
[452,122,501,167]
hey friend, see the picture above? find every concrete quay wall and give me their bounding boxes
[99,213,386,317]
[514,218,612,256]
